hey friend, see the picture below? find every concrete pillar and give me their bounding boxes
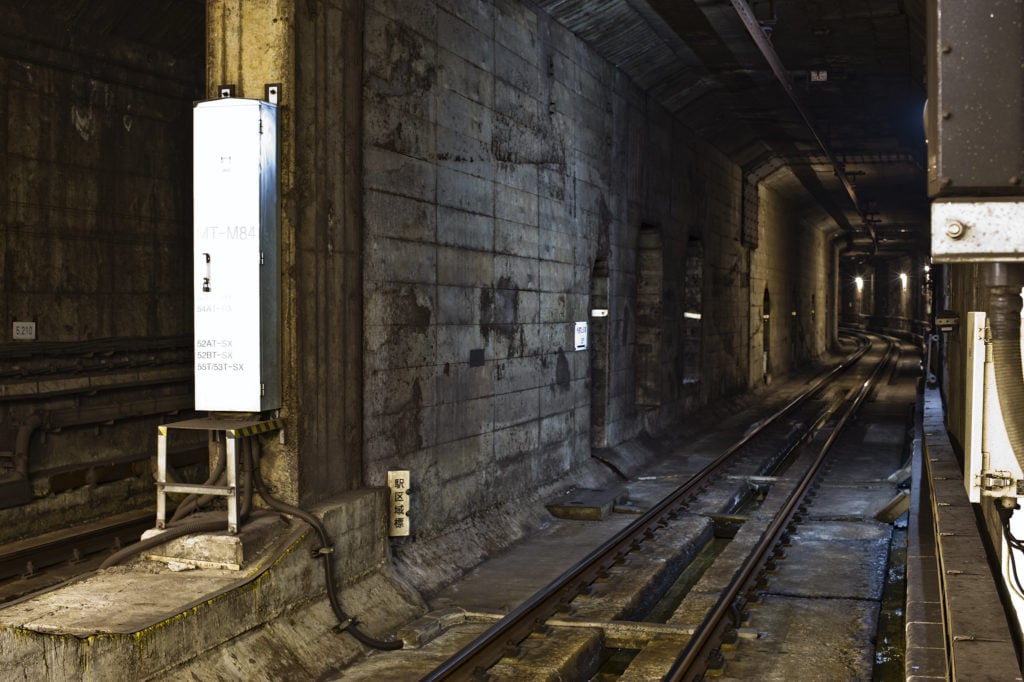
[206,0,364,504]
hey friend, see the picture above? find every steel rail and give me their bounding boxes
[423,334,874,681]
[665,335,897,680]
[0,512,152,585]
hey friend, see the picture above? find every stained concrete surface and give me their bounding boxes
[277,350,906,681]
[812,482,905,519]
[0,490,424,681]
[0,567,244,635]
[429,513,638,612]
[3,357,884,681]
[424,377,828,618]
[767,521,890,599]
[709,350,917,681]
[335,360,871,680]
[720,595,879,681]
[331,620,492,681]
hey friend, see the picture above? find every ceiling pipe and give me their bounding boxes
[728,0,877,251]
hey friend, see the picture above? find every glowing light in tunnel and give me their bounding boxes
[900,272,908,291]
[854,276,864,292]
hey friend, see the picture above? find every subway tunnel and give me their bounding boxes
[0,0,1020,679]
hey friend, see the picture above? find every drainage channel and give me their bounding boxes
[645,498,763,625]
[591,491,766,679]
[422,335,882,681]
[635,415,834,627]
[873,512,908,680]
[591,399,843,678]
[593,647,642,681]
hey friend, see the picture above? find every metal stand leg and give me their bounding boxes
[226,435,239,533]
[155,417,282,536]
[156,428,168,529]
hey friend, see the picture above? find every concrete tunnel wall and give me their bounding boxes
[0,18,196,341]
[749,184,832,387]
[0,0,837,548]
[0,4,203,542]
[359,0,837,543]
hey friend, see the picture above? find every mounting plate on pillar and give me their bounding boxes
[265,83,282,105]
[935,310,959,332]
[964,312,986,502]
[218,84,236,99]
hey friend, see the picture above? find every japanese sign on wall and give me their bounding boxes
[387,470,411,537]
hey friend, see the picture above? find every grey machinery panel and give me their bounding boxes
[927,0,1024,197]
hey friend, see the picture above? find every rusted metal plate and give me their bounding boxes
[546,488,627,521]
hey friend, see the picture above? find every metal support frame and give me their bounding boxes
[963,312,986,502]
[728,0,873,248]
[931,199,1024,262]
[156,417,284,533]
[963,312,1024,500]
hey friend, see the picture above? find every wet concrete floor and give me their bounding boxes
[336,347,917,680]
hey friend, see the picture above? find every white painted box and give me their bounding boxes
[193,98,280,412]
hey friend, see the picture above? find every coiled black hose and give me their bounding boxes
[988,283,1024,472]
[249,439,402,651]
[99,517,229,570]
[170,437,228,524]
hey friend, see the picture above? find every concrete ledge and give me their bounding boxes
[0,488,425,679]
[915,388,1020,680]
[145,512,288,570]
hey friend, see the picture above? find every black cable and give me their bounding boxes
[171,437,228,523]
[103,440,254,570]
[999,506,1024,597]
[249,439,402,651]
[170,471,228,523]
[99,517,227,570]
[237,437,254,520]
[1009,536,1024,598]
[101,434,402,651]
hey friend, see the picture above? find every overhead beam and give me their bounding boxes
[728,0,876,249]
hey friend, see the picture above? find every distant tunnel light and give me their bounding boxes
[899,272,908,291]
[684,311,702,320]
[854,276,864,292]
[924,264,931,273]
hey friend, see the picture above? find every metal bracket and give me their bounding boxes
[932,200,1024,262]
[265,83,281,105]
[217,84,236,99]
[978,470,1022,498]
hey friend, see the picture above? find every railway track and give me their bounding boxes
[0,510,153,605]
[0,333,913,681]
[0,446,209,606]
[416,333,906,681]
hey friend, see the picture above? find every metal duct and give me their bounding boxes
[983,264,1024,472]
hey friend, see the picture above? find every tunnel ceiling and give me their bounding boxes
[538,0,929,260]
[6,0,926,260]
